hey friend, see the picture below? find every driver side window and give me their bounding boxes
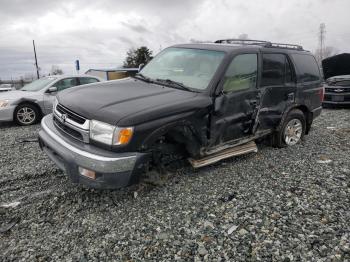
[54,78,78,91]
[223,54,258,93]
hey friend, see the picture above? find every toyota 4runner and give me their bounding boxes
[38,39,324,189]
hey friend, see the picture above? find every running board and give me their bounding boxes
[188,141,258,168]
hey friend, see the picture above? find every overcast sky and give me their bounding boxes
[0,0,349,79]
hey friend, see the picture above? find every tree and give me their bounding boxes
[123,46,153,68]
[51,65,64,75]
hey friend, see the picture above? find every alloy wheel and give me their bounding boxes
[283,118,303,146]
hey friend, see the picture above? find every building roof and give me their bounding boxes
[86,68,139,73]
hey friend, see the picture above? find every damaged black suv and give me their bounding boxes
[39,39,324,189]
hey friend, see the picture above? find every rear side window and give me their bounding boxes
[291,54,320,83]
[261,54,294,86]
[79,77,99,85]
[54,78,78,91]
[223,54,258,93]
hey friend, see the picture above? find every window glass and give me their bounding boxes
[54,78,78,91]
[223,54,257,93]
[79,77,99,85]
[291,54,320,82]
[21,77,57,92]
[285,57,294,84]
[261,54,285,86]
[141,47,225,90]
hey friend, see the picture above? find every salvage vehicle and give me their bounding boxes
[0,75,101,125]
[38,39,323,189]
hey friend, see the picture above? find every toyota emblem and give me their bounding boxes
[61,114,68,122]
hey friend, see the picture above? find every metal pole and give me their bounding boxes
[33,40,40,79]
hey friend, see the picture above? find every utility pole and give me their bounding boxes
[319,23,326,61]
[33,40,40,79]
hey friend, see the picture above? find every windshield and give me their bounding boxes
[21,77,57,92]
[141,47,225,90]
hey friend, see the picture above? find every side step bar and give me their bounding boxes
[188,141,258,168]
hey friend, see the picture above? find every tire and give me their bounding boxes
[14,103,40,126]
[272,109,306,148]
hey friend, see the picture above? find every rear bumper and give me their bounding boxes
[311,106,322,119]
[0,105,15,122]
[38,115,148,189]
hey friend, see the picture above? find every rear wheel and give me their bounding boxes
[272,109,306,148]
[14,104,40,126]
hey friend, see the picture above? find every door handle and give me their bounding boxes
[249,100,258,106]
[287,93,295,101]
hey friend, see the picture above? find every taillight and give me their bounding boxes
[319,86,325,102]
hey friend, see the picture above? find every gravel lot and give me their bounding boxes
[0,108,349,261]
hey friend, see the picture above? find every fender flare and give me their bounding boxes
[276,104,312,133]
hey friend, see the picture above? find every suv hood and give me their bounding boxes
[322,53,350,79]
[58,78,210,126]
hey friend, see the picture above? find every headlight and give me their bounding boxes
[0,100,9,108]
[53,98,58,112]
[89,120,134,146]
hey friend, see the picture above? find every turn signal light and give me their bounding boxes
[79,167,96,180]
[115,128,134,145]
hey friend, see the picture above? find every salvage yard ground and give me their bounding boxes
[0,109,349,261]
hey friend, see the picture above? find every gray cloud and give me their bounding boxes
[0,0,349,79]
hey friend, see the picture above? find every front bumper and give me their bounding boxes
[0,105,15,122]
[38,115,148,189]
[323,92,350,105]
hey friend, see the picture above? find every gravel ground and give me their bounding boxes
[0,108,349,261]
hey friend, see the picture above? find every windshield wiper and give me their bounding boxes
[155,78,196,92]
[132,73,153,83]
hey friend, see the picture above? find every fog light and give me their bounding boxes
[79,167,96,180]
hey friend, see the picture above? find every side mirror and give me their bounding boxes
[47,86,58,94]
[138,63,145,72]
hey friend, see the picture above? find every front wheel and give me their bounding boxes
[272,109,306,148]
[14,104,40,126]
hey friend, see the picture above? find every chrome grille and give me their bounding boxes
[56,104,86,124]
[53,103,90,143]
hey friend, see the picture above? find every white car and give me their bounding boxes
[0,84,13,92]
[0,75,102,125]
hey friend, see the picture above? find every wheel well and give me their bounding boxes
[144,124,201,158]
[292,105,312,134]
[14,101,43,118]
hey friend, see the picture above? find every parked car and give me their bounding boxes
[323,75,350,106]
[0,75,101,125]
[39,39,323,189]
[0,84,14,92]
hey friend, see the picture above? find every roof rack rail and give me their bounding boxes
[214,39,304,50]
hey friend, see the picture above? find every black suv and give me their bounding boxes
[39,39,324,189]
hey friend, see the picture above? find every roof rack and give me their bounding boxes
[214,39,304,50]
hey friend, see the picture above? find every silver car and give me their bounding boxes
[0,75,101,125]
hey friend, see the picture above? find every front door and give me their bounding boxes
[210,53,259,147]
[257,53,297,130]
[43,77,78,113]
